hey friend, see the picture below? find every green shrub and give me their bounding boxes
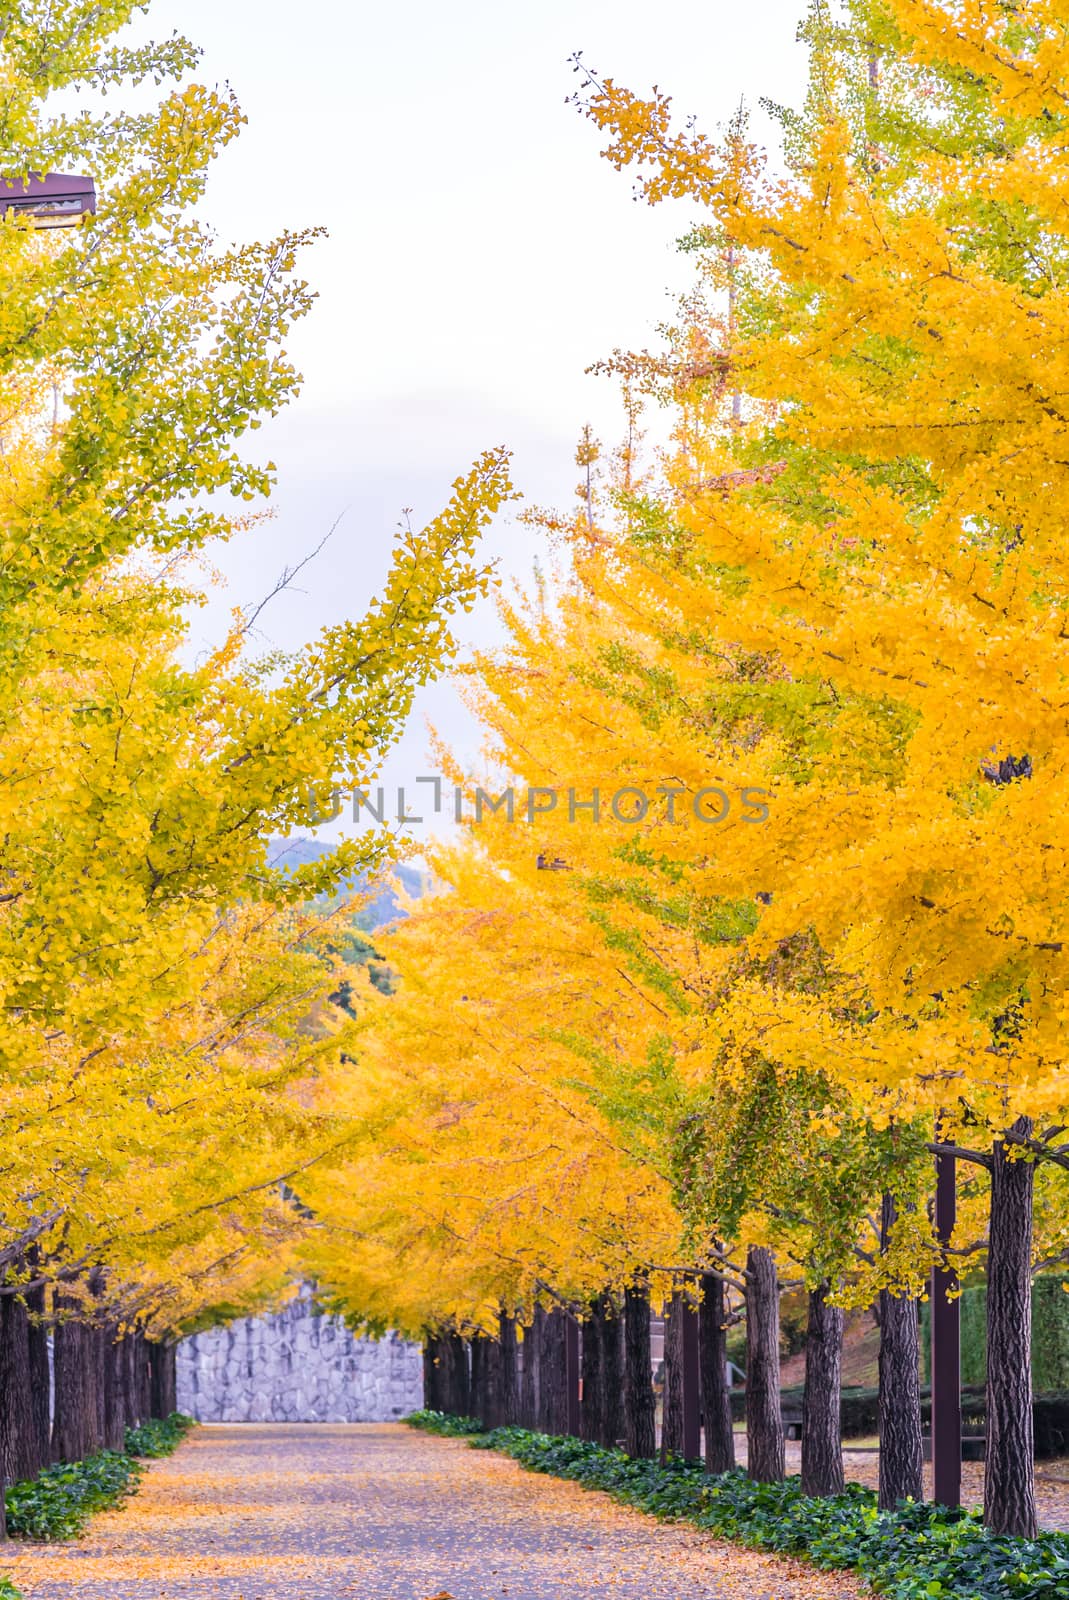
[0,1579,23,1599]
[406,1414,1069,1599]
[1033,1281,1069,1392]
[922,1278,1069,1390]
[405,1408,485,1436]
[4,1412,195,1542]
[125,1412,195,1459]
[730,1384,884,1438]
[4,1451,141,1540]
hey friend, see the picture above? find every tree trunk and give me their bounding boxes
[137,1333,152,1423]
[94,1324,108,1446]
[499,1310,519,1426]
[102,1328,126,1450]
[520,1308,540,1428]
[470,1333,485,1424]
[485,1332,503,1430]
[801,1281,844,1496]
[164,1343,178,1417]
[445,1331,469,1417]
[878,1193,924,1509]
[745,1246,784,1483]
[421,1339,435,1410]
[25,1277,51,1469]
[699,1270,735,1475]
[120,1333,140,1430]
[0,1280,40,1485]
[423,1335,443,1411]
[126,1332,139,1430]
[470,1332,502,1430]
[985,1118,1037,1537]
[149,1341,177,1420]
[580,1300,602,1442]
[661,1290,685,1463]
[599,1292,624,1449]
[623,1281,656,1459]
[53,1300,101,1463]
[537,1307,568,1435]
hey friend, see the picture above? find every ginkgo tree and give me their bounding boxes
[0,0,514,1513]
[565,0,1069,1538]
[299,0,1069,1546]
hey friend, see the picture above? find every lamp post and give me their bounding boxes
[0,172,96,228]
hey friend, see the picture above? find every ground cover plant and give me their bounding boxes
[406,1412,1069,1599]
[123,1415,196,1460]
[3,1414,194,1543]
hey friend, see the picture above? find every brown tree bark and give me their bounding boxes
[745,1246,785,1483]
[102,1328,126,1450]
[598,1292,624,1449]
[580,1300,602,1442]
[470,1332,503,1430]
[52,1299,102,1462]
[470,1333,486,1424]
[801,1281,844,1496]
[485,1333,503,1430]
[25,1277,51,1469]
[422,1334,444,1411]
[499,1310,520,1426]
[520,1308,540,1428]
[149,1341,177,1420]
[137,1332,152,1423]
[94,1324,108,1446]
[445,1331,469,1417]
[878,1193,924,1510]
[984,1118,1037,1537]
[120,1333,140,1429]
[537,1307,568,1435]
[660,1290,685,1463]
[0,1280,41,1485]
[699,1270,736,1475]
[623,1281,656,1459]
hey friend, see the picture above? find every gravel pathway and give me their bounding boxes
[8,1423,863,1600]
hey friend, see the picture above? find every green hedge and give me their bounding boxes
[730,1384,889,1437]
[728,1382,1069,1458]
[124,1414,195,1459]
[406,1411,1069,1599]
[405,1411,485,1436]
[3,1413,194,1542]
[922,1278,1069,1390]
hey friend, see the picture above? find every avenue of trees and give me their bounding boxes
[1,0,1068,1567]
[0,0,509,1528]
[298,0,1069,1546]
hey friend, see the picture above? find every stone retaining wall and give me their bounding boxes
[177,1293,423,1423]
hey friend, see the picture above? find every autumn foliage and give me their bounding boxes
[2,0,1069,1571]
[297,0,1069,1547]
[0,0,510,1521]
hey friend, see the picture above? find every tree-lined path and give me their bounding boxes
[8,1425,862,1600]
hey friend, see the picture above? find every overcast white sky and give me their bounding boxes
[133,0,810,834]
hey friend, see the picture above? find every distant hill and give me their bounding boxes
[267,837,427,931]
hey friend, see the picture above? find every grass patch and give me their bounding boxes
[4,1413,194,1543]
[406,1410,1069,1599]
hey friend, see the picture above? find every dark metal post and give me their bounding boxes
[682,1290,701,1460]
[565,1316,581,1437]
[931,1135,961,1506]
